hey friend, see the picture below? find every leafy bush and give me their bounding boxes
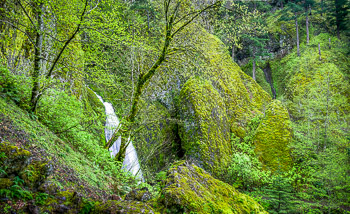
[228,116,270,190]
[0,65,30,109]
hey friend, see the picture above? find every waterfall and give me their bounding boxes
[94,92,144,181]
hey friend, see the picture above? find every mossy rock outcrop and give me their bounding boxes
[176,26,271,176]
[20,160,54,188]
[159,161,267,214]
[92,200,155,214]
[254,100,292,171]
[0,142,31,177]
[179,78,231,176]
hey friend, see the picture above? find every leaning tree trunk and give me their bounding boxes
[231,43,235,62]
[252,46,256,81]
[295,14,300,57]
[306,9,309,45]
[30,3,44,112]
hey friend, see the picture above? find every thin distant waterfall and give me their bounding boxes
[94,92,144,181]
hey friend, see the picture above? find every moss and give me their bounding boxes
[241,61,273,98]
[0,97,116,191]
[253,100,293,172]
[92,200,155,214]
[158,161,267,214]
[0,142,31,176]
[134,101,175,178]
[20,161,53,188]
[0,178,13,188]
[176,26,272,177]
[179,78,231,177]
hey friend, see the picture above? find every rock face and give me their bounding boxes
[159,161,267,214]
[179,78,231,176]
[254,100,293,171]
[92,200,155,214]
[0,142,31,177]
[178,27,272,177]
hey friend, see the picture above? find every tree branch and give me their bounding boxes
[45,0,89,79]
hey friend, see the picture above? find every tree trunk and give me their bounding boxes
[147,10,150,35]
[318,43,322,60]
[335,0,341,39]
[295,14,300,57]
[306,10,309,45]
[30,3,44,112]
[231,43,235,62]
[252,59,256,81]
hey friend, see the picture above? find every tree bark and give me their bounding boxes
[231,43,235,62]
[252,46,256,81]
[306,9,309,45]
[252,60,256,81]
[30,3,44,112]
[295,14,300,57]
[335,0,341,39]
[318,43,322,60]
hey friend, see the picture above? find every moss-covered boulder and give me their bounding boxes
[0,142,31,177]
[254,100,292,171]
[20,160,54,188]
[92,200,155,214]
[159,161,267,214]
[175,26,272,177]
[179,78,231,176]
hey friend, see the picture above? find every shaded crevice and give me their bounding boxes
[262,62,277,99]
[173,122,185,158]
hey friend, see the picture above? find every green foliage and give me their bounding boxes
[0,65,30,109]
[269,33,350,212]
[260,173,298,214]
[228,116,270,190]
[0,177,33,200]
[35,192,50,205]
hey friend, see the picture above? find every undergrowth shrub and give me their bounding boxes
[0,65,30,109]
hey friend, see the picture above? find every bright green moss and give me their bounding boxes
[177,26,272,177]
[0,142,31,176]
[179,77,231,177]
[159,161,267,214]
[92,200,155,213]
[20,161,51,188]
[253,100,292,172]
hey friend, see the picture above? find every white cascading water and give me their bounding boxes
[94,92,144,181]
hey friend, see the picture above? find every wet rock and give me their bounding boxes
[125,188,152,202]
[27,202,40,214]
[54,204,70,213]
[38,181,59,195]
